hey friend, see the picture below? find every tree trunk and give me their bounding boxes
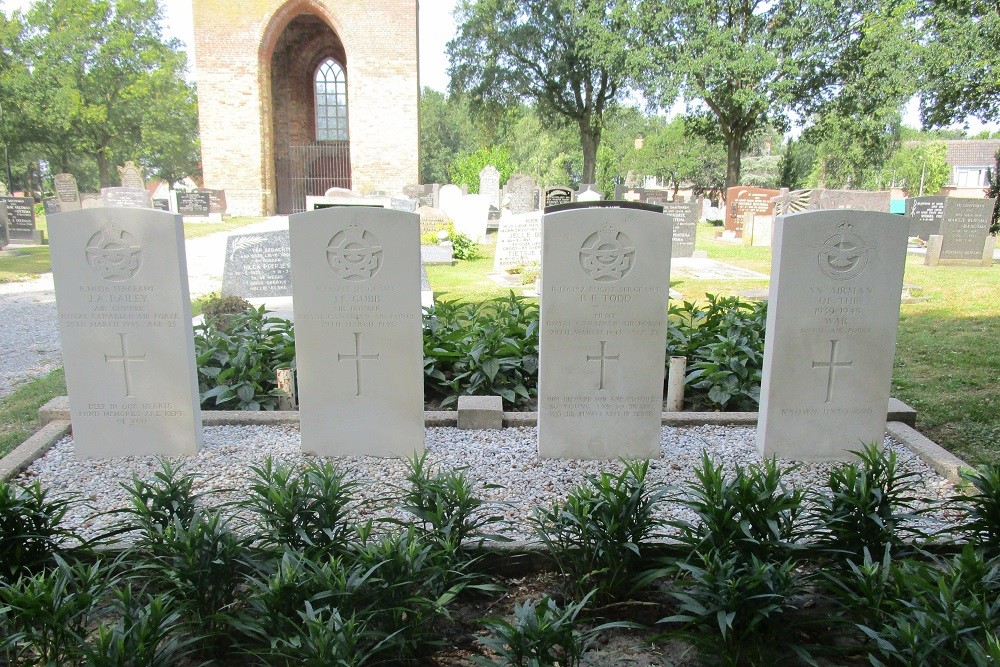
[580,120,600,185]
[97,151,109,188]
[725,129,743,192]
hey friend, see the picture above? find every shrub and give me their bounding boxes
[0,479,82,583]
[423,293,539,408]
[955,464,1000,558]
[450,230,482,260]
[111,459,206,543]
[198,293,253,332]
[532,460,666,604]
[194,305,295,410]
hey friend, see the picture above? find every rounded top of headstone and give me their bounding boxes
[416,206,450,222]
[323,187,363,199]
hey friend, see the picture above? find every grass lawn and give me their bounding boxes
[0,368,66,459]
[0,215,266,283]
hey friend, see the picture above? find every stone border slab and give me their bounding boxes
[0,420,71,481]
[887,421,970,485]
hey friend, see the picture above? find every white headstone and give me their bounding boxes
[479,165,501,210]
[48,208,203,458]
[577,187,602,203]
[757,210,908,461]
[438,184,464,223]
[538,204,672,459]
[451,194,490,242]
[53,173,82,212]
[289,207,424,457]
[493,212,542,272]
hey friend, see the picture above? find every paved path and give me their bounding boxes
[0,216,289,400]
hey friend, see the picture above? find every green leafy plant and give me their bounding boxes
[243,457,358,554]
[668,295,767,411]
[532,460,666,604]
[111,459,206,544]
[194,305,295,410]
[477,591,637,667]
[198,293,253,332]
[0,479,82,582]
[812,443,924,563]
[450,230,483,260]
[423,292,539,408]
[955,463,1000,557]
[262,602,379,667]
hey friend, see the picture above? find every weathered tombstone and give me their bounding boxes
[816,189,891,212]
[504,174,537,214]
[417,206,451,239]
[437,184,464,222]
[43,198,61,216]
[726,186,779,238]
[0,182,7,196]
[757,210,908,461]
[101,187,152,209]
[81,193,103,209]
[926,197,996,267]
[48,208,203,457]
[117,160,145,190]
[221,230,292,297]
[389,197,418,213]
[905,196,946,241]
[543,186,573,209]
[289,207,424,457]
[493,212,542,272]
[0,196,37,241]
[661,201,698,258]
[404,183,439,209]
[177,191,211,218]
[53,173,82,212]
[479,165,501,210]
[538,202,672,459]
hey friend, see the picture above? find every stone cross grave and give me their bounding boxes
[54,173,82,212]
[504,174,537,214]
[102,187,152,209]
[493,212,542,273]
[757,210,909,461]
[661,201,698,258]
[48,208,203,457]
[117,161,145,190]
[538,202,672,459]
[0,196,37,241]
[905,196,947,241]
[479,165,501,210]
[926,197,996,267]
[289,207,424,457]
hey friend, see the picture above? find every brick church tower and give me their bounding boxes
[192,0,419,216]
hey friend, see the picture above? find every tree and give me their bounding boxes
[883,141,951,195]
[634,0,916,193]
[449,146,515,192]
[919,0,1000,127]
[448,0,633,184]
[419,89,483,184]
[12,0,198,188]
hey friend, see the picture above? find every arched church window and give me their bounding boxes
[315,58,348,141]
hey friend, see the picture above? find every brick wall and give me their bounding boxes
[193,0,419,216]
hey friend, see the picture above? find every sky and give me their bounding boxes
[1,0,994,134]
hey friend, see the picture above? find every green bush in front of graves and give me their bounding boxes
[450,230,483,260]
[0,479,85,583]
[667,294,767,411]
[423,292,539,408]
[193,304,295,410]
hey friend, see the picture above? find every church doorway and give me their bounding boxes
[269,13,351,214]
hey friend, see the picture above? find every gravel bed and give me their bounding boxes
[0,275,62,399]
[16,424,962,544]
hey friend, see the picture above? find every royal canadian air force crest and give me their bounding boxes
[817,222,871,281]
[579,226,635,281]
[85,223,142,281]
[327,223,383,280]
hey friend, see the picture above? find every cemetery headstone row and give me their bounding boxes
[0,196,37,241]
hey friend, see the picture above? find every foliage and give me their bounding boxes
[449,0,633,184]
[778,138,818,189]
[242,458,358,554]
[84,586,197,667]
[880,140,951,196]
[0,479,81,583]
[199,293,253,333]
[450,230,483,260]
[987,150,1000,234]
[955,464,1000,558]
[477,591,637,667]
[113,459,204,543]
[667,295,767,411]
[449,145,515,193]
[193,305,295,411]
[812,443,924,563]
[532,461,667,603]
[423,293,539,408]
[420,88,485,185]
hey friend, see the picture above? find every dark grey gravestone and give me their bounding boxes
[53,173,81,212]
[814,189,891,212]
[101,187,152,209]
[505,174,537,214]
[905,196,947,241]
[939,198,995,261]
[43,197,61,215]
[543,186,573,209]
[0,202,8,247]
[177,191,211,217]
[152,199,170,211]
[221,230,292,298]
[196,189,227,214]
[661,201,698,258]
[390,197,418,213]
[404,184,439,209]
[0,197,36,240]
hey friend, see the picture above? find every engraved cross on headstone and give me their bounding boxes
[587,340,620,390]
[338,332,379,397]
[105,332,146,397]
[812,339,853,403]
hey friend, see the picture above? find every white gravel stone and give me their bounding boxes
[15,424,961,544]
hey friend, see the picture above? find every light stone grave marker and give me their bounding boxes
[54,173,82,212]
[289,207,424,457]
[49,208,203,457]
[505,174,537,214]
[757,210,908,461]
[451,193,490,242]
[479,165,501,210]
[438,184,464,222]
[102,187,152,209]
[493,212,542,272]
[118,161,145,190]
[538,202,672,459]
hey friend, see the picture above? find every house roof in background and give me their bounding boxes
[902,139,1000,167]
